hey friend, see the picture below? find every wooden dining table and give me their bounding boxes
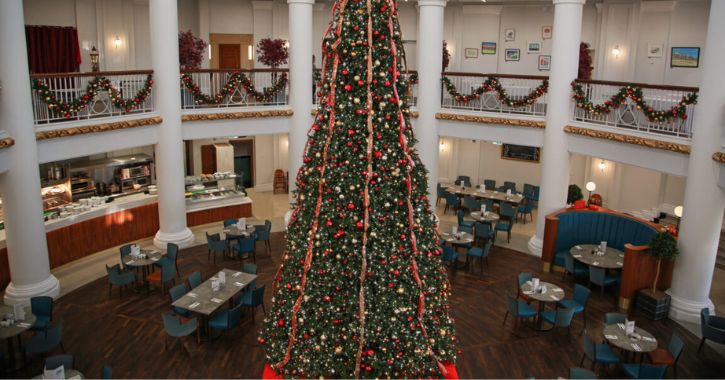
[603,322,658,360]
[520,280,566,331]
[444,185,525,205]
[440,231,474,269]
[0,304,36,371]
[570,244,624,269]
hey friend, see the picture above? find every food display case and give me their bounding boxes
[185,187,246,203]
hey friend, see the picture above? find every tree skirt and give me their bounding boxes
[262,363,459,379]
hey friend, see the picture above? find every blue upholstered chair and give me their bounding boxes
[484,179,496,190]
[241,285,266,322]
[494,203,516,244]
[208,303,243,338]
[206,232,227,263]
[233,233,258,264]
[156,243,180,278]
[187,271,202,289]
[517,272,533,301]
[523,183,535,198]
[604,312,626,325]
[648,331,684,378]
[254,220,272,254]
[243,263,258,274]
[564,252,589,280]
[621,363,667,379]
[504,181,517,193]
[699,307,725,353]
[466,241,492,273]
[474,222,494,246]
[30,296,54,332]
[442,246,459,266]
[569,367,597,379]
[503,293,537,327]
[580,331,620,370]
[437,183,445,206]
[462,196,480,212]
[147,261,176,296]
[106,264,137,299]
[169,283,192,318]
[44,354,73,371]
[518,198,534,224]
[455,175,471,187]
[119,244,133,270]
[444,193,459,214]
[25,320,65,358]
[457,209,475,234]
[102,365,113,379]
[589,266,619,295]
[223,219,237,227]
[557,284,591,330]
[481,198,494,212]
[162,313,198,351]
[540,306,577,332]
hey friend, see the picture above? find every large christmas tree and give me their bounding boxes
[260,0,458,377]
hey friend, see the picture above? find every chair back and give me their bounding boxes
[102,365,113,380]
[505,293,519,316]
[504,181,516,192]
[228,303,244,327]
[166,243,179,261]
[474,222,492,240]
[554,307,577,328]
[243,263,258,274]
[481,198,494,211]
[463,196,479,210]
[238,236,256,253]
[456,175,471,187]
[442,246,457,263]
[564,253,575,274]
[456,209,465,225]
[437,183,444,196]
[188,271,202,289]
[120,244,132,257]
[45,320,64,347]
[518,272,533,288]
[582,332,596,361]
[573,284,591,307]
[160,261,176,282]
[500,203,516,219]
[484,179,496,189]
[481,240,493,258]
[668,332,685,361]
[605,312,626,325]
[256,223,271,240]
[520,199,533,213]
[523,183,534,198]
[637,364,667,379]
[223,219,237,227]
[106,264,120,281]
[45,354,73,371]
[250,285,266,306]
[162,313,196,337]
[569,367,596,379]
[31,296,53,321]
[445,193,459,206]
[589,266,606,286]
[206,232,221,244]
[169,284,188,303]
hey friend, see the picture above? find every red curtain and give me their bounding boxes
[25,25,82,74]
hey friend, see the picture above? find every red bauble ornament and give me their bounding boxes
[277,319,285,327]
[344,84,352,92]
[347,203,355,210]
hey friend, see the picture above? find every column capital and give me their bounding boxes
[287,0,314,5]
[553,0,586,5]
[417,0,447,8]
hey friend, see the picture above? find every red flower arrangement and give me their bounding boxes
[178,30,207,70]
[256,38,289,68]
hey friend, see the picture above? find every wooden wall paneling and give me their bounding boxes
[619,243,675,310]
[0,248,9,290]
[187,203,252,227]
[541,216,559,272]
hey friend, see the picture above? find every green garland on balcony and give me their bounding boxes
[441,76,548,107]
[180,72,288,104]
[571,81,697,122]
[32,75,153,119]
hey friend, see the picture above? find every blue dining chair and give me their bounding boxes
[241,285,266,322]
[580,331,619,370]
[557,284,591,330]
[243,263,258,274]
[44,354,73,371]
[474,222,494,246]
[208,303,243,339]
[503,293,537,327]
[206,232,227,263]
[441,245,459,266]
[569,367,597,379]
[494,204,515,244]
[102,365,113,379]
[699,307,725,352]
[518,198,534,224]
[25,320,65,359]
[564,252,590,280]
[503,181,517,193]
[648,331,684,378]
[462,196,480,212]
[187,271,202,289]
[467,240,492,273]
[480,198,494,212]
[589,266,619,296]
[457,209,474,234]
[444,193,459,214]
[162,313,199,352]
[604,312,626,325]
[233,234,258,264]
[255,220,272,254]
[484,179,496,190]
[119,244,133,270]
[455,175,471,187]
[147,261,177,296]
[223,219,237,227]
[436,183,445,206]
[621,363,667,379]
[106,264,137,299]
[523,183,535,198]
[30,296,54,332]
[155,243,180,278]
[517,272,533,301]
[169,283,192,318]
[540,306,577,333]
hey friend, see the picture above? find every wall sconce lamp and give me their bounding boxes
[439,140,446,152]
[208,43,212,60]
[248,45,253,60]
[585,181,596,205]
[611,45,621,59]
[598,160,606,172]
[114,35,121,49]
[674,205,683,229]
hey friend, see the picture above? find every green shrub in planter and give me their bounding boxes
[648,231,679,293]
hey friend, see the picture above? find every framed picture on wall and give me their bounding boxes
[671,47,700,68]
[647,43,664,58]
[527,42,541,54]
[542,26,552,39]
[481,42,497,55]
[501,144,540,163]
[504,28,516,41]
[538,55,551,71]
[504,49,520,61]
[465,48,478,58]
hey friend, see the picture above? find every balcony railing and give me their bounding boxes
[572,80,697,139]
[440,73,548,116]
[30,70,154,125]
[180,69,289,109]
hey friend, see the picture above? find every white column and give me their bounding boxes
[667,0,725,324]
[528,0,585,257]
[416,0,447,202]
[287,0,314,204]
[0,0,60,304]
[150,0,195,249]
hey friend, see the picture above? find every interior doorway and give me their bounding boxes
[209,34,254,70]
[230,139,254,188]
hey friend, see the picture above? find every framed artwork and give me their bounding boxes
[647,43,664,58]
[504,29,516,42]
[538,55,551,71]
[501,144,540,163]
[464,48,478,58]
[542,26,552,39]
[671,47,700,67]
[527,42,541,54]
[504,49,520,62]
[481,42,497,55]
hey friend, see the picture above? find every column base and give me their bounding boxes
[528,235,543,257]
[667,289,715,325]
[153,227,196,250]
[4,275,60,305]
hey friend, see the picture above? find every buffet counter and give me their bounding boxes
[0,192,252,288]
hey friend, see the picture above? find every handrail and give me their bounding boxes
[574,79,698,93]
[31,70,154,79]
[443,72,549,81]
[181,68,289,74]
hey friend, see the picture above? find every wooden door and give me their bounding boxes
[201,144,217,174]
[219,44,241,70]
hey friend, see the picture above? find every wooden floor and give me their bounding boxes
[6,232,725,379]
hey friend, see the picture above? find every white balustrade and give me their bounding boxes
[180,69,289,109]
[440,73,548,116]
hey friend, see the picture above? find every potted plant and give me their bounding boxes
[178,30,207,70]
[567,184,583,205]
[636,231,679,320]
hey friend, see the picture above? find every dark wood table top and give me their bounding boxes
[570,244,624,269]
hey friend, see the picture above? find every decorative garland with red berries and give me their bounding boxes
[180,71,288,105]
[441,76,548,108]
[571,81,697,122]
[32,75,154,119]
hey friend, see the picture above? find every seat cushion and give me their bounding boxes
[647,348,675,365]
[622,363,640,379]
[556,299,584,314]
[540,310,557,325]
[553,250,568,267]
[147,271,161,282]
[467,248,483,258]
[596,343,620,364]
[518,301,537,318]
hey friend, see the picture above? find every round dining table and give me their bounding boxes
[569,244,624,269]
[0,304,36,370]
[520,280,566,330]
[603,323,658,360]
[33,369,84,379]
[440,231,474,269]
[124,248,166,288]
[470,211,500,223]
